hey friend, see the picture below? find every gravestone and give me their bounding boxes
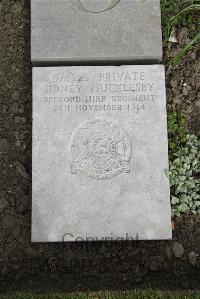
[32,65,172,242]
[31,0,163,64]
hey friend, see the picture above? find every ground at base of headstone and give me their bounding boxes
[2,290,200,299]
[0,0,200,294]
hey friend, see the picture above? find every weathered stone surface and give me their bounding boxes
[31,0,163,64]
[32,65,172,242]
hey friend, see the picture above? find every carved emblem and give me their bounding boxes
[69,118,132,179]
[71,0,120,13]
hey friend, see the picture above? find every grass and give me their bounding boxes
[161,0,200,66]
[161,0,200,44]
[2,290,200,299]
[170,32,200,66]
[167,111,186,160]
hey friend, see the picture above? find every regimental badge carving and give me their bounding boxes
[71,0,120,13]
[69,118,132,180]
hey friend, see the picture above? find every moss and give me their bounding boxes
[167,111,186,160]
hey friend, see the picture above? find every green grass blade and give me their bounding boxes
[168,4,200,30]
[164,3,200,45]
[169,32,200,67]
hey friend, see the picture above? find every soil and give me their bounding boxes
[0,0,200,295]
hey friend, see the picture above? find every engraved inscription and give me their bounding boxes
[69,118,132,179]
[71,0,120,13]
[42,70,156,113]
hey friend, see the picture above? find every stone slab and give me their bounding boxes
[32,65,172,242]
[31,0,163,64]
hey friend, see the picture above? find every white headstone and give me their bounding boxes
[31,0,163,64]
[32,65,172,242]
